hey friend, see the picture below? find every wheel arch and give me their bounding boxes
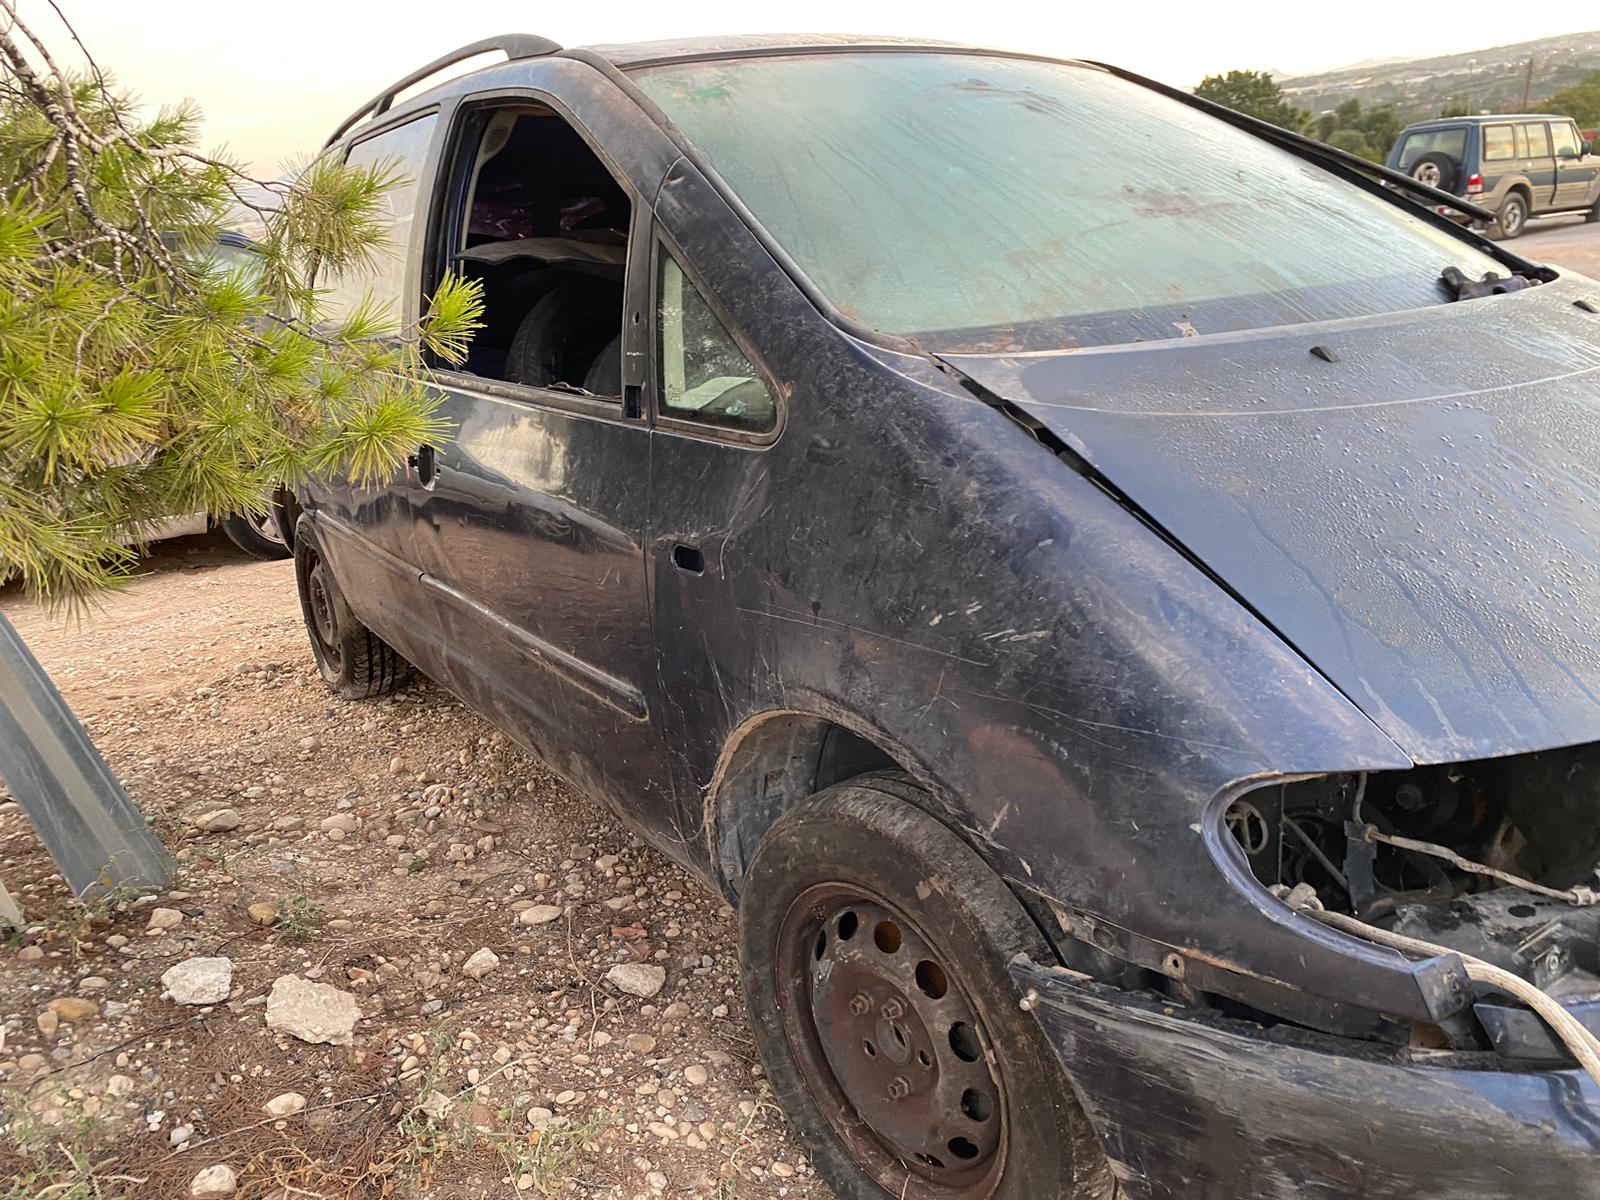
[706,707,950,901]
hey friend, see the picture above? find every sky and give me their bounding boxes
[10,0,1593,174]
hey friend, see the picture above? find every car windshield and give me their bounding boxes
[633,53,1506,350]
[1394,127,1468,172]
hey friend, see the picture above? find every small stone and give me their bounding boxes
[188,1163,236,1197]
[246,902,278,926]
[194,808,241,832]
[517,905,563,926]
[79,975,109,991]
[263,1091,307,1117]
[417,1090,453,1121]
[683,1064,708,1086]
[605,963,665,998]
[170,1123,194,1146]
[18,945,44,962]
[319,813,358,834]
[462,948,499,979]
[147,907,184,932]
[625,1033,656,1054]
[106,1074,135,1098]
[106,935,129,949]
[771,1162,795,1178]
[48,997,99,1022]
[525,1105,554,1128]
[265,975,359,1046]
[18,1053,46,1072]
[163,957,233,1005]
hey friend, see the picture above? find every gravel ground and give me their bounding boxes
[0,532,831,1200]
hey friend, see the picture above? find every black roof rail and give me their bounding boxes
[324,34,562,148]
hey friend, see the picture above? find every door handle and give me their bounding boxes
[672,543,705,575]
[408,444,438,490]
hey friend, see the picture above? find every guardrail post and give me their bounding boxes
[0,609,173,901]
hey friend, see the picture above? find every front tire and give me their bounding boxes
[292,513,412,700]
[738,775,1112,1199]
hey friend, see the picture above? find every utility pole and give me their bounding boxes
[1522,57,1535,110]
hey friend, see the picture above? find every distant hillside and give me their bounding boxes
[1277,31,1600,119]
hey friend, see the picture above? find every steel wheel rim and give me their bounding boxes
[1414,162,1441,187]
[303,550,343,671]
[1505,199,1525,233]
[245,509,285,546]
[776,884,1007,1198]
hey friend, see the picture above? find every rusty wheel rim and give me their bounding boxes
[776,884,1007,1197]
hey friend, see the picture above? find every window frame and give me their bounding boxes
[1482,123,1516,162]
[421,87,649,423]
[648,224,785,448]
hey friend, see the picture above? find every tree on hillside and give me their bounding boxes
[1544,70,1600,128]
[1193,70,1312,134]
[0,3,483,609]
[1311,99,1403,163]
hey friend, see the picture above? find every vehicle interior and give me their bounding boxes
[449,104,630,397]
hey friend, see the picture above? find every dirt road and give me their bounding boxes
[1517,211,1600,278]
[0,534,828,1199]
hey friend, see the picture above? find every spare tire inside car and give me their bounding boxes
[505,276,623,393]
[1409,151,1459,193]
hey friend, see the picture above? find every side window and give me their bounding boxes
[1552,122,1581,159]
[432,102,632,397]
[657,248,775,435]
[320,114,437,326]
[1483,124,1516,162]
[1518,123,1552,159]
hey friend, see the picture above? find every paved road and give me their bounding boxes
[1514,213,1600,278]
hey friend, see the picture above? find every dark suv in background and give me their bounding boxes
[1388,114,1600,237]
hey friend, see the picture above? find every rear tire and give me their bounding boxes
[1494,192,1529,239]
[1409,152,1459,193]
[738,775,1114,1199]
[1587,195,1599,224]
[292,513,412,700]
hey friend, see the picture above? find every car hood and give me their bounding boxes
[940,278,1600,765]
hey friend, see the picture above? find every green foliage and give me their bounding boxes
[1310,98,1403,163]
[1544,81,1600,129]
[1193,70,1312,134]
[1439,101,1474,119]
[0,14,482,608]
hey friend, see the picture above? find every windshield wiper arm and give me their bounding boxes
[1440,265,1538,302]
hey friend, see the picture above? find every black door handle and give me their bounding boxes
[408,444,438,489]
[672,543,705,575]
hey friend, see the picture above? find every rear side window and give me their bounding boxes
[1517,123,1552,158]
[320,114,438,326]
[657,248,775,435]
[1483,124,1516,161]
[1395,127,1466,171]
[1553,122,1581,159]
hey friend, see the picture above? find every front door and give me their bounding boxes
[406,89,673,812]
[1553,121,1599,209]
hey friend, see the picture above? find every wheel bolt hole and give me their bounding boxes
[948,1022,981,1063]
[837,911,859,940]
[960,1088,993,1122]
[863,1040,877,1058]
[814,931,827,961]
[873,920,902,954]
[948,1136,980,1161]
[915,959,948,999]
[891,1023,908,1050]
[915,1153,945,1170]
[918,1050,932,1069]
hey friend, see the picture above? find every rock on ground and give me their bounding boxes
[162,956,233,1005]
[264,974,359,1045]
[462,947,499,978]
[193,807,241,832]
[606,962,666,998]
[262,1091,307,1117]
[189,1163,237,1197]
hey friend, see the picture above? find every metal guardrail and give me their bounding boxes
[0,609,173,902]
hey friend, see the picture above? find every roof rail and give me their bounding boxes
[324,34,562,148]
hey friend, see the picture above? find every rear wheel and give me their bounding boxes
[738,776,1114,1199]
[1494,192,1529,239]
[1587,195,1599,224]
[1409,152,1459,193]
[292,514,412,700]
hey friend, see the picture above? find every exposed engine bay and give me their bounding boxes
[1227,744,1600,1061]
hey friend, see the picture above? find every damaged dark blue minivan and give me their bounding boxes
[293,33,1600,1199]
